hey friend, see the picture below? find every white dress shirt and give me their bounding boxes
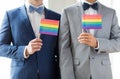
[25,1,45,37]
[24,1,45,58]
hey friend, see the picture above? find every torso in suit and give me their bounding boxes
[0,5,60,79]
[59,1,120,79]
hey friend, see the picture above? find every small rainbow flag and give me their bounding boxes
[40,19,59,36]
[82,14,102,29]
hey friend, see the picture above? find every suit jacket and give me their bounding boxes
[0,5,60,79]
[59,2,120,79]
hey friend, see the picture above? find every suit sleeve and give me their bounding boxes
[97,10,120,53]
[0,12,25,61]
[59,9,75,79]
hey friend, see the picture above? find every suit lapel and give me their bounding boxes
[44,7,53,19]
[76,3,83,35]
[19,5,35,38]
[44,7,49,19]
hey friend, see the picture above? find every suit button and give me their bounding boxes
[54,55,58,62]
[54,55,57,58]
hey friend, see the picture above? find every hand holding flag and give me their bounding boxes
[78,14,101,48]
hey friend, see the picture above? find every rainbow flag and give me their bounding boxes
[40,19,59,36]
[82,14,102,29]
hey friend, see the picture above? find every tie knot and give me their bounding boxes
[83,3,98,10]
[29,5,44,14]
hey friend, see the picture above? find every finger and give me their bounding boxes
[78,36,91,41]
[32,45,42,49]
[29,43,43,48]
[31,42,43,46]
[80,36,90,39]
[78,33,91,39]
[79,38,91,42]
[79,39,88,44]
[78,38,92,45]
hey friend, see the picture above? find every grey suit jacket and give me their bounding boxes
[59,2,120,79]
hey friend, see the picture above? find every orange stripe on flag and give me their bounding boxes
[40,19,59,25]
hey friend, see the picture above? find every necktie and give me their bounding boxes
[83,3,98,10]
[29,5,44,14]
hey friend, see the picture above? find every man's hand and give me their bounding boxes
[26,38,43,56]
[77,33,98,48]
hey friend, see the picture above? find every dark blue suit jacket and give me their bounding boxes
[0,5,60,79]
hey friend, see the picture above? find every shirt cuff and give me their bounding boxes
[23,46,30,59]
[95,39,99,49]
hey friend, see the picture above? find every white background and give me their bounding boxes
[0,0,120,79]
